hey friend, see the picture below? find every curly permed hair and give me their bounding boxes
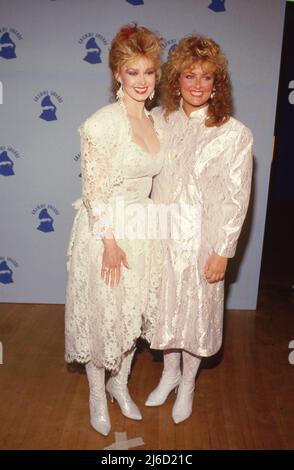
[161,35,232,126]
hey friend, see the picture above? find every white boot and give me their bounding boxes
[172,351,201,424]
[85,361,111,436]
[145,350,182,407]
[106,349,142,420]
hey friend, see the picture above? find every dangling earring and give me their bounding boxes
[148,90,155,100]
[116,83,124,100]
[210,88,216,99]
[176,89,181,97]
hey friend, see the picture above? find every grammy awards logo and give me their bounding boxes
[0,28,22,60]
[32,204,60,233]
[0,261,13,284]
[0,257,18,284]
[208,0,226,12]
[40,95,57,121]
[162,38,178,61]
[0,150,14,176]
[37,209,54,232]
[34,91,63,121]
[84,38,101,64]
[168,43,178,55]
[0,146,21,176]
[126,0,144,5]
[79,33,108,65]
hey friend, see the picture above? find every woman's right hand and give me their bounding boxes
[101,239,129,286]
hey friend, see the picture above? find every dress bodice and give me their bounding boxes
[77,101,164,237]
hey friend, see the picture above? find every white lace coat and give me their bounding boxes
[65,101,164,371]
[150,105,253,357]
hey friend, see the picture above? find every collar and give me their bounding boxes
[179,99,208,122]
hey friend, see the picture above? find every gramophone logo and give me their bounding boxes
[126,0,144,5]
[79,33,108,65]
[0,28,22,60]
[0,150,14,176]
[34,91,63,121]
[0,146,21,176]
[162,38,178,61]
[0,257,18,285]
[32,204,60,233]
[168,43,178,55]
[208,0,226,12]
[73,151,82,178]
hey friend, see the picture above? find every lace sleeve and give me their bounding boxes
[80,120,114,239]
[214,126,253,258]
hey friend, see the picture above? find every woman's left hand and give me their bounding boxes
[204,252,228,283]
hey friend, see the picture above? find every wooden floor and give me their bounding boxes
[0,282,293,450]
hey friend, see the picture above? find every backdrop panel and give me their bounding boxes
[0,0,286,307]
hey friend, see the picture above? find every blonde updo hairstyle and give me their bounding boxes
[161,35,232,127]
[109,23,162,108]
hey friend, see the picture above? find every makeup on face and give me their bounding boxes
[117,57,156,103]
[179,63,215,116]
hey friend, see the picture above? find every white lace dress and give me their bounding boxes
[150,104,253,357]
[65,101,164,371]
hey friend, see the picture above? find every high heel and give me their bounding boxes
[172,380,195,424]
[145,371,182,406]
[106,377,142,420]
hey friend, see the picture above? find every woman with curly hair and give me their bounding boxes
[65,24,163,436]
[145,35,253,424]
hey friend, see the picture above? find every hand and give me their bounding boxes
[204,252,228,284]
[101,239,129,287]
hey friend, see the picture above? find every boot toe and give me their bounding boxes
[171,384,195,424]
[123,407,142,420]
[172,410,192,424]
[145,392,157,407]
[106,379,142,420]
[145,374,181,407]
[145,392,164,407]
[91,419,111,436]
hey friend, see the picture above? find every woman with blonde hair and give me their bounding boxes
[146,35,253,424]
[65,24,163,436]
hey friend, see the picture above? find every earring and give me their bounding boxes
[149,90,155,100]
[176,89,181,97]
[210,88,216,99]
[116,83,124,100]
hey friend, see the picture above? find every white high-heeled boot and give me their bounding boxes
[106,349,142,420]
[172,351,201,424]
[85,361,111,436]
[145,351,182,407]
